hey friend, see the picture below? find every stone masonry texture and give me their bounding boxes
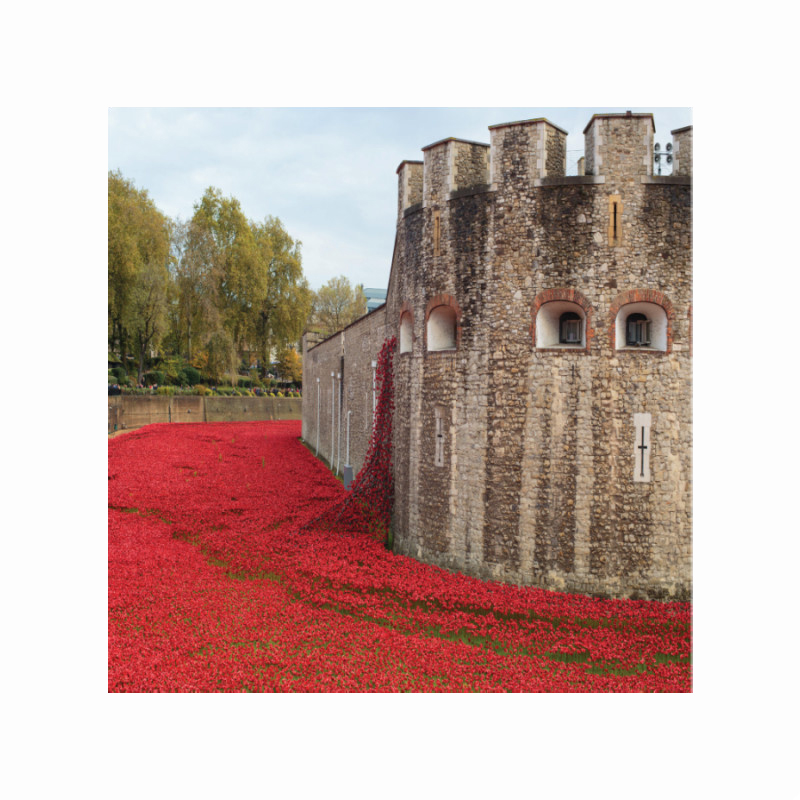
[302,112,692,601]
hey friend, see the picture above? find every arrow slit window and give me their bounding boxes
[633,413,652,482]
[434,406,445,467]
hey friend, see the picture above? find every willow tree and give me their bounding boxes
[186,188,263,382]
[108,170,171,375]
[169,217,224,364]
[252,216,312,374]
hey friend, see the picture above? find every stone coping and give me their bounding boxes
[583,112,655,134]
[306,303,387,352]
[396,159,423,174]
[421,136,490,152]
[671,125,693,134]
[488,117,569,136]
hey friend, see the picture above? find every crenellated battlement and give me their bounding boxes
[397,112,692,213]
[671,125,693,177]
[396,160,423,218]
[489,117,568,187]
[420,137,490,208]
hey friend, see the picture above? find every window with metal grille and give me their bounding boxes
[625,313,652,347]
[559,312,583,344]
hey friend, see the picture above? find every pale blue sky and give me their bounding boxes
[108,107,691,292]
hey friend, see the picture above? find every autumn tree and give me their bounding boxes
[172,188,312,383]
[108,171,171,376]
[276,347,303,384]
[310,275,367,338]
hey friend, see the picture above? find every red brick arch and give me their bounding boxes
[425,293,463,351]
[609,289,674,352]
[531,288,594,352]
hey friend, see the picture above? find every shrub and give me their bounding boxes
[112,366,127,384]
[145,370,166,386]
[194,384,210,396]
[156,386,176,396]
[181,366,202,386]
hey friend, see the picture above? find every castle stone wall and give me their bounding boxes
[302,111,692,601]
[387,112,692,600]
[302,307,389,475]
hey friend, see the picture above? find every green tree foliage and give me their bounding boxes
[128,259,170,384]
[110,177,313,387]
[108,171,171,380]
[189,188,263,356]
[252,216,312,371]
[168,217,224,364]
[310,275,367,339]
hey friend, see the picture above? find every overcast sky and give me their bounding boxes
[108,107,691,293]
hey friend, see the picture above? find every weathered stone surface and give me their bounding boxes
[302,112,692,601]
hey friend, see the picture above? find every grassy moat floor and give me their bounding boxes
[108,420,691,692]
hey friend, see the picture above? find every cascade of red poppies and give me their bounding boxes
[302,336,396,541]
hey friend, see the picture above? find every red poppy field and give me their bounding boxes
[108,420,691,692]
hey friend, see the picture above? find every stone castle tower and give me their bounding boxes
[303,111,692,601]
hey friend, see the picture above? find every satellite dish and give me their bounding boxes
[654,143,661,152]
[666,143,673,152]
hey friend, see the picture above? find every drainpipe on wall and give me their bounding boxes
[315,377,320,456]
[371,360,377,427]
[336,372,342,475]
[343,410,354,490]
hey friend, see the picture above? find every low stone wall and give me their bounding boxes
[108,396,302,434]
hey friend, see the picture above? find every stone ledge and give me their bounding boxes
[449,184,493,200]
[403,202,423,217]
[641,175,692,185]
[535,347,590,355]
[535,176,606,187]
